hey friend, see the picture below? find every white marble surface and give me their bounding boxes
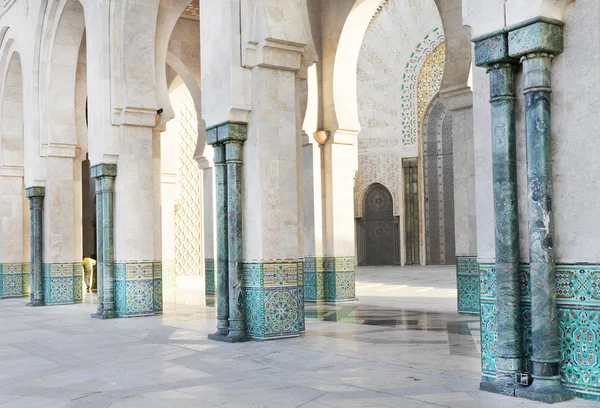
[0,266,596,407]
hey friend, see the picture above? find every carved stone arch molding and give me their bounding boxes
[39,0,86,154]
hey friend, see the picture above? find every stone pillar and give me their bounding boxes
[225,127,247,342]
[92,177,104,317]
[508,19,574,403]
[322,130,357,302]
[0,169,28,299]
[26,187,45,307]
[42,155,83,306]
[474,32,523,394]
[242,61,304,341]
[198,158,216,296]
[91,164,117,319]
[207,142,229,339]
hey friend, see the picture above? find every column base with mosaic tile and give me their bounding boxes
[479,263,600,401]
[304,257,355,303]
[456,256,479,314]
[114,262,163,317]
[205,258,215,295]
[0,263,29,299]
[42,263,83,305]
[243,260,304,340]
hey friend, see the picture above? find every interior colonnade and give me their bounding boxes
[1,0,599,404]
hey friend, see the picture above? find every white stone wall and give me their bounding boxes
[470,1,597,263]
[355,0,442,218]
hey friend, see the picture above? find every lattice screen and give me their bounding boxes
[174,92,202,277]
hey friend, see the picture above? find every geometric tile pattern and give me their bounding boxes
[424,98,455,266]
[417,42,446,134]
[174,91,202,279]
[42,263,83,305]
[0,263,28,299]
[304,257,356,302]
[479,263,600,400]
[114,261,162,317]
[400,26,444,146]
[456,256,479,314]
[205,258,215,295]
[243,260,304,340]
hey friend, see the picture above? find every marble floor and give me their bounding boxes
[0,266,595,408]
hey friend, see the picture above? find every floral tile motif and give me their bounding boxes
[480,301,497,377]
[303,258,317,301]
[153,278,163,313]
[264,288,299,338]
[205,258,215,295]
[264,262,298,287]
[42,263,81,305]
[479,263,600,400]
[114,261,161,317]
[457,274,479,314]
[457,256,479,314]
[323,257,356,302]
[22,263,30,296]
[74,276,83,302]
[400,26,444,146]
[3,273,23,298]
[125,280,154,315]
[242,260,303,340]
[244,287,265,338]
[559,307,600,398]
[0,263,29,298]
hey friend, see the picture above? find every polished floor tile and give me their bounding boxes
[0,266,596,407]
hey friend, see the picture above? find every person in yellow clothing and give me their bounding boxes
[82,256,96,293]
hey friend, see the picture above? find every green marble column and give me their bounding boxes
[508,18,574,403]
[25,187,44,307]
[474,33,523,395]
[101,171,116,319]
[207,122,248,343]
[226,138,247,342]
[92,177,104,318]
[207,137,229,339]
[90,164,117,319]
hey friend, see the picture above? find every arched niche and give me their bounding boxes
[357,183,400,266]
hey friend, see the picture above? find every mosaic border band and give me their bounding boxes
[243,259,304,341]
[42,263,83,305]
[456,256,479,314]
[479,263,600,401]
[114,261,163,317]
[303,256,356,303]
[0,263,29,299]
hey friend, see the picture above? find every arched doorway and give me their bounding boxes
[422,97,456,265]
[358,184,399,266]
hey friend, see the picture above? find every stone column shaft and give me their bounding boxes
[489,63,523,379]
[90,164,117,320]
[522,53,559,376]
[93,178,104,317]
[508,19,573,403]
[101,175,116,318]
[226,141,246,341]
[26,187,45,307]
[474,32,523,395]
[214,144,229,336]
